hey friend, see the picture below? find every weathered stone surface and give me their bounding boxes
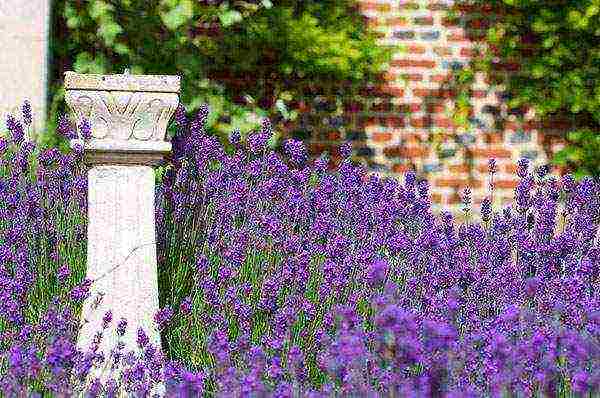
[0,0,50,138]
[76,165,164,393]
[65,72,179,396]
[64,71,181,93]
[65,72,179,166]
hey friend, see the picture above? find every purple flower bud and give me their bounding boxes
[283,138,308,165]
[117,318,128,337]
[229,128,241,146]
[339,141,352,158]
[488,158,498,174]
[57,114,77,140]
[517,158,529,178]
[154,306,174,329]
[102,311,113,329]
[57,263,71,283]
[22,100,32,127]
[78,118,92,140]
[137,327,149,348]
[174,104,188,131]
[462,187,472,208]
[6,114,24,145]
[367,259,389,287]
[481,197,491,222]
[180,296,192,315]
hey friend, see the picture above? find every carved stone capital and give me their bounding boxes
[64,71,180,167]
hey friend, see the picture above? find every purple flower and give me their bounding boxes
[6,114,24,145]
[481,197,491,222]
[57,114,78,139]
[102,310,113,329]
[180,296,192,315]
[57,263,71,283]
[69,279,92,303]
[78,118,92,140]
[339,141,352,158]
[367,259,389,287]
[137,327,149,348]
[22,100,32,127]
[283,138,308,165]
[488,158,498,174]
[229,128,241,146]
[117,318,128,337]
[517,158,529,178]
[154,306,174,329]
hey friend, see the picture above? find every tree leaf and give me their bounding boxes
[160,0,194,31]
[219,10,243,27]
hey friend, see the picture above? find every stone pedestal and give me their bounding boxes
[0,0,50,138]
[64,71,180,395]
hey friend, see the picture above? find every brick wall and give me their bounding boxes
[284,0,571,215]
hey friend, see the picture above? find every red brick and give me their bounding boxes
[327,131,341,141]
[482,133,504,144]
[449,164,471,173]
[344,101,363,113]
[401,73,423,81]
[384,146,429,158]
[435,178,483,189]
[392,164,410,173]
[434,117,455,128]
[448,33,470,42]
[414,17,434,26]
[433,46,453,56]
[386,17,407,26]
[372,132,393,143]
[392,59,437,68]
[456,3,477,12]
[359,2,379,11]
[409,117,431,127]
[472,148,512,158]
[413,88,456,98]
[426,103,446,113]
[407,45,427,54]
[358,116,378,126]
[431,193,443,204]
[413,88,430,97]
[371,101,394,112]
[492,62,521,72]
[493,179,520,189]
[430,74,448,82]
[504,164,518,174]
[397,103,422,113]
[379,86,405,96]
[380,115,406,127]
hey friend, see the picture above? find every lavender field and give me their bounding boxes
[0,103,599,397]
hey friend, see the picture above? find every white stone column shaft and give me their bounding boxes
[77,165,161,377]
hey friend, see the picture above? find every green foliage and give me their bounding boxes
[451,0,600,177]
[49,0,395,147]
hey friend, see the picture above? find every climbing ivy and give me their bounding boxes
[450,0,600,178]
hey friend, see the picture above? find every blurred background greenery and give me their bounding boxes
[46,0,397,154]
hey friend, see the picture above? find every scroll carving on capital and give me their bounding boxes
[65,90,179,143]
